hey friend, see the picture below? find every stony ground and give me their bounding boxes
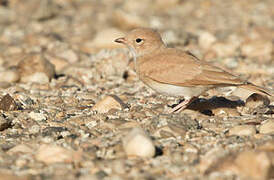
[0,0,274,180]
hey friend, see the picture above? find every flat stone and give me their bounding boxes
[35,144,82,164]
[7,144,33,154]
[259,120,274,134]
[229,125,256,136]
[92,95,127,114]
[0,69,20,83]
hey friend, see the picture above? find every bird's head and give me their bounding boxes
[115,28,165,57]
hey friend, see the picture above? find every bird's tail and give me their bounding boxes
[240,83,273,97]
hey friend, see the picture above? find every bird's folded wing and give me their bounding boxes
[141,51,245,87]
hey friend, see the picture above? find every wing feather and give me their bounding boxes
[139,49,245,87]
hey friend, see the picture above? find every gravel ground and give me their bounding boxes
[0,0,273,179]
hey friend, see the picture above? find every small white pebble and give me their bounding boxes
[29,125,40,134]
[123,127,155,158]
[86,121,97,129]
[198,31,216,49]
[29,112,47,121]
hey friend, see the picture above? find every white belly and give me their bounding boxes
[143,78,209,99]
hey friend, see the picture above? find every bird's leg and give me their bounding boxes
[167,97,197,114]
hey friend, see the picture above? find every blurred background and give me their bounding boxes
[0,0,273,84]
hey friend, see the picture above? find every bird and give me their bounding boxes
[114,28,272,113]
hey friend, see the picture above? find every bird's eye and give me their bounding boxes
[135,38,143,43]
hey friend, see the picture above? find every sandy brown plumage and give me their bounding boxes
[115,28,272,113]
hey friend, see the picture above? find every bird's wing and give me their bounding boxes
[140,50,245,87]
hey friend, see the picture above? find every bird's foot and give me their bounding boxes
[166,97,196,114]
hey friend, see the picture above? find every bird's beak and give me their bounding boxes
[114,37,126,44]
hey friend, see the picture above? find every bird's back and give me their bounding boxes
[138,48,244,87]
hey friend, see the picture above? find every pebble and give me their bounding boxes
[61,66,93,85]
[35,144,81,164]
[15,158,29,169]
[0,69,20,83]
[153,124,186,138]
[257,141,274,151]
[155,0,180,9]
[0,56,4,66]
[259,120,274,134]
[45,54,69,72]
[29,125,41,134]
[17,53,56,83]
[111,160,126,174]
[29,112,47,122]
[198,31,216,49]
[123,0,149,13]
[0,82,12,89]
[234,150,272,180]
[212,108,240,117]
[92,95,127,114]
[7,144,33,154]
[161,30,178,45]
[241,39,272,60]
[122,127,155,158]
[230,86,268,101]
[56,49,78,64]
[96,52,128,77]
[183,143,199,154]
[229,125,256,136]
[198,147,227,174]
[245,93,270,108]
[211,42,238,57]
[9,0,58,20]
[0,94,18,111]
[0,115,12,131]
[79,175,99,180]
[0,173,31,180]
[22,72,51,83]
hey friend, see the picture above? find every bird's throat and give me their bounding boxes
[128,46,139,73]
